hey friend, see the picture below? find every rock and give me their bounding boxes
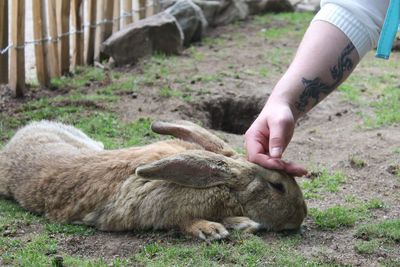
[264,0,294,13]
[246,0,294,16]
[295,3,320,12]
[193,0,222,26]
[160,0,178,10]
[246,0,269,15]
[213,0,249,26]
[101,13,183,65]
[393,38,400,51]
[290,0,320,13]
[165,0,208,46]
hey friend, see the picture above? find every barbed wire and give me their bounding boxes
[0,4,157,55]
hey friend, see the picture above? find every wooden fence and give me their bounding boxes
[0,0,160,97]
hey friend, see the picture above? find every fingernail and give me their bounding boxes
[270,147,282,157]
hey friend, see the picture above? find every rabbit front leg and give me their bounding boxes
[222,217,262,233]
[182,219,230,242]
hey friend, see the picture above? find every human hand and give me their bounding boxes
[244,99,307,177]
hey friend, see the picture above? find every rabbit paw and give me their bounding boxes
[185,219,229,242]
[222,217,261,233]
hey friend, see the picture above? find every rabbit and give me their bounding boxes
[0,119,307,241]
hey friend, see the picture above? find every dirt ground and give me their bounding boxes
[1,12,399,266]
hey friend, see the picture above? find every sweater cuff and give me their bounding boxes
[312,3,372,58]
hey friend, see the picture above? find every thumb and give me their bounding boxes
[268,120,292,158]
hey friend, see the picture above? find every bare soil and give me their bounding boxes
[1,14,399,266]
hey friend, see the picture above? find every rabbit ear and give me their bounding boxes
[151,120,237,157]
[135,150,251,189]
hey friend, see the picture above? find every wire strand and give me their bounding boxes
[0,4,157,55]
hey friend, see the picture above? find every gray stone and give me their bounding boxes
[165,0,208,46]
[246,0,294,15]
[101,13,183,65]
[213,0,249,26]
[264,0,294,13]
[290,0,320,13]
[295,3,320,13]
[192,0,222,26]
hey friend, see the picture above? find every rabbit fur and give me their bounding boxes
[0,120,307,241]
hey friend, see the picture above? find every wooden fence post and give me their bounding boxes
[32,0,50,87]
[0,0,8,84]
[71,0,84,68]
[84,0,97,65]
[10,0,25,97]
[113,0,121,33]
[139,0,146,19]
[122,0,132,28]
[94,0,113,62]
[47,0,60,78]
[57,0,71,75]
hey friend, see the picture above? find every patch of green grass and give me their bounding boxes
[301,169,346,199]
[45,223,96,236]
[74,114,158,149]
[263,46,295,68]
[255,12,314,40]
[310,199,387,231]
[17,98,84,123]
[365,198,385,209]
[193,74,222,83]
[1,234,57,266]
[0,199,44,234]
[348,156,367,168]
[62,256,134,267]
[364,86,400,127]
[255,12,313,26]
[188,46,205,61]
[380,258,400,267]
[258,66,270,78]
[354,240,379,254]
[159,86,183,98]
[134,235,332,266]
[309,205,358,230]
[338,84,362,103]
[393,147,400,154]
[355,219,400,242]
[202,36,226,46]
[97,76,140,95]
[51,67,105,88]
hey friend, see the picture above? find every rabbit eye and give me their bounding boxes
[268,181,285,194]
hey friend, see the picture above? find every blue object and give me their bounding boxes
[376,0,400,59]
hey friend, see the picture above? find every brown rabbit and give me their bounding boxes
[0,120,307,241]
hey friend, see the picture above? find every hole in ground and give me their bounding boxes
[194,94,266,134]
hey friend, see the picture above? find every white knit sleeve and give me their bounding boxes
[312,0,390,58]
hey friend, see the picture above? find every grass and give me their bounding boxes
[1,11,399,266]
[255,12,314,40]
[354,240,379,254]
[348,156,367,168]
[364,86,400,127]
[309,198,386,230]
[300,169,346,199]
[355,219,400,242]
[338,84,362,103]
[133,235,333,266]
[353,219,400,261]
[309,205,359,230]
[51,67,105,89]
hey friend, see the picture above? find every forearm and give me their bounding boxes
[268,20,360,120]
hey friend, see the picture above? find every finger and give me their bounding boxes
[251,153,307,177]
[244,130,269,161]
[282,162,308,177]
[268,118,293,158]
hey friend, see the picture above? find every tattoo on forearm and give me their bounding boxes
[295,42,355,113]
